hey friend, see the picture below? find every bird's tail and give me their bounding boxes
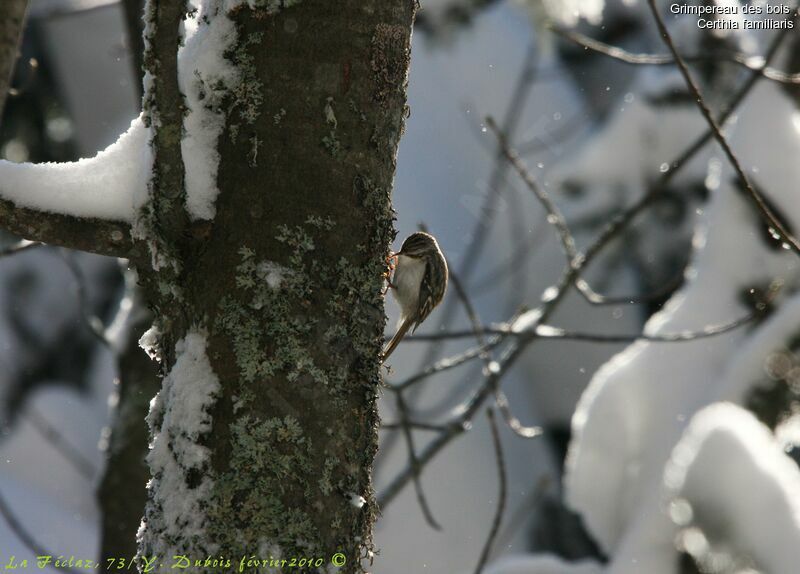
[381,318,413,362]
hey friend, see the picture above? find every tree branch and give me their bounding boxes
[142,0,188,246]
[404,309,762,343]
[551,25,800,85]
[0,488,81,574]
[648,0,800,258]
[472,408,507,574]
[0,198,134,257]
[379,3,795,513]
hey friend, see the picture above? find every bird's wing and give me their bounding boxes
[413,259,444,333]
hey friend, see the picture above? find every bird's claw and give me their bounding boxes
[382,253,398,295]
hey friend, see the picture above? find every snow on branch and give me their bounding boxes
[0,118,147,256]
[0,0,253,259]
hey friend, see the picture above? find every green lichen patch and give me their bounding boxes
[211,209,386,564]
[227,30,265,125]
[208,414,320,556]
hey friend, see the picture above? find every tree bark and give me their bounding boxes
[134,1,416,571]
[0,0,27,119]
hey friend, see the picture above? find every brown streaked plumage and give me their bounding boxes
[382,232,448,361]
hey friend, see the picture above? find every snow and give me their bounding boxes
[0,117,148,222]
[517,0,606,26]
[349,493,367,509]
[140,329,221,554]
[259,261,288,289]
[0,0,251,224]
[138,324,161,361]
[664,403,800,573]
[177,2,242,220]
[561,73,800,574]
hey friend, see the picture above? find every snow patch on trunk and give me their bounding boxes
[139,329,221,555]
[178,1,242,220]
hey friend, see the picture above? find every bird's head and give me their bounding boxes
[398,231,439,258]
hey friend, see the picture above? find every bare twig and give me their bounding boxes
[379,343,520,508]
[0,488,82,574]
[664,21,794,181]
[405,310,761,343]
[649,0,800,258]
[393,341,498,391]
[24,407,96,480]
[394,390,442,530]
[473,408,507,574]
[551,26,800,85]
[419,45,539,369]
[59,250,111,347]
[449,265,541,439]
[380,7,794,510]
[381,421,449,432]
[0,239,41,258]
[486,117,577,265]
[493,391,542,439]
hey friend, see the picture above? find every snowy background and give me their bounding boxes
[1,0,800,573]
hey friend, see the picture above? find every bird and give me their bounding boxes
[382,231,448,361]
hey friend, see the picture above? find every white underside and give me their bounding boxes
[392,254,426,323]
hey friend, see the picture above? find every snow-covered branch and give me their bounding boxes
[0,118,146,257]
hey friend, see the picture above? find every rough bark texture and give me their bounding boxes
[134,2,416,571]
[0,198,134,257]
[0,0,27,119]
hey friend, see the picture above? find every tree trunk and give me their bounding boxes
[0,0,27,118]
[98,273,160,562]
[134,1,416,571]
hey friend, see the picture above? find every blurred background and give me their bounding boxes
[1,1,799,573]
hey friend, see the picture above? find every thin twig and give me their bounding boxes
[551,26,800,85]
[663,21,794,182]
[449,265,541,438]
[381,421,449,432]
[58,250,111,347]
[0,488,82,574]
[489,117,684,307]
[649,0,800,258]
[0,239,43,258]
[379,11,793,509]
[472,408,508,574]
[392,341,495,391]
[420,45,539,369]
[379,341,522,508]
[486,117,578,264]
[393,390,442,530]
[24,407,96,480]
[405,310,760,343]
